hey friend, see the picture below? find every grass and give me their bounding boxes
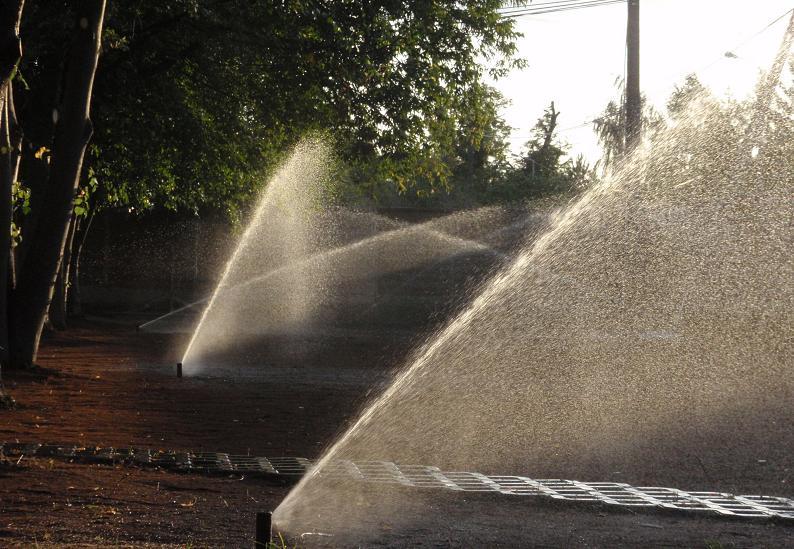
[261,532,298,549]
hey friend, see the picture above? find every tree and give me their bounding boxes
[593,77,663,171]
[10,0,106,367]
[519,101,564,178]
[449,83,513,200]
[0,1,526,368]
[0,0,24,399]
[666,74,709,119]
[503,102,592,199]
[79,0,526,213]
[449,101,595,206]
[13,0,527,316]
[25,0,527,323]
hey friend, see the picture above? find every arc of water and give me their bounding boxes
[359,215,543,319]
[137,299,207,330]
[216,224,501,303]
[180,175,287,365]
[138,211,406,331]
[180,212,501,364]
[275,180,613,518]
[142,212,501,334]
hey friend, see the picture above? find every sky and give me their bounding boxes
[491,0,794,162]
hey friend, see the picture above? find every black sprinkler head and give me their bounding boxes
[255,511,273,547]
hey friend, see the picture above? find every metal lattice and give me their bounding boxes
[3,442,793,521]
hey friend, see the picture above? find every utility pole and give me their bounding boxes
[625,0,641,151]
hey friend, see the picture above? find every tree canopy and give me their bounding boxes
[0,0,539,371]
[19,1,527,220]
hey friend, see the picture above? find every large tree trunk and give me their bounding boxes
[0,84,22,365]
[14,145,48,277]
[10,0,105,368]
[0,1,24,399]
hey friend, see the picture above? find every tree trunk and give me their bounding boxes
[49,270,66,330]
[0,84,18,364]
[101,211,109,285]
[540,102,559,153]
[70,206,95,316]
[0,1,24,394]
[49,213,78,330]
[8,247,15,290]
[10,0,105,368]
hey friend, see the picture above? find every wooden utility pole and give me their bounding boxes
[625,0,641,151]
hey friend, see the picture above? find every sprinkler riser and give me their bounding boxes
[254,511,272,547]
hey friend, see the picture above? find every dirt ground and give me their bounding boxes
[0,322,792,547]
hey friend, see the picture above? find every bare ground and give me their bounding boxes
[0,322,792,547]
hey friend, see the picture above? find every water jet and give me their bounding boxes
[177,139,538,375]
[272,72,794,543]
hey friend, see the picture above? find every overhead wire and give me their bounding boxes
[726,7,794,54]
[690,6,794,76]
[505,3,794,140]
[499,0,626,18]
[497,0,621,13]
[497,0,616,12]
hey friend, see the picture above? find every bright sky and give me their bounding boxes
[491,0,794,162]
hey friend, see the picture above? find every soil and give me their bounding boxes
[0,321,792,547]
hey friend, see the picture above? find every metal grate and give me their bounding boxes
[3,442,792,521]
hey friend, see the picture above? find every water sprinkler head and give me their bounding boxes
[255,511,272,547]
[176,363,183,378]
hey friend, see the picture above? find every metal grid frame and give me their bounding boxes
[3,442,792,521]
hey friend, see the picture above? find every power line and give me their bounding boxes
[501,1,625,18]
[497,0,620,13]
[499,0,626,18]
[726,7,794,55]
[497,0,615,12]
[659,7,794,84]
[507,4,794,142]
[509,118,597,139]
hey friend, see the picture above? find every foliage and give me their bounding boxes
[327,82,517,206]
[72,168,99,218]
[330,95,598,208]
[518,102,564,177]
[666,74,710,119]
[593,77,664,171]
[488,102,594,204]
[10,181,30,247]
[449,82,514,198]
[19,1,528,221]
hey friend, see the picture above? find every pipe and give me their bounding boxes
[254,511,272,547]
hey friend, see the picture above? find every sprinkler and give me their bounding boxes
[176,362,182,378]
[254,511,272,547]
